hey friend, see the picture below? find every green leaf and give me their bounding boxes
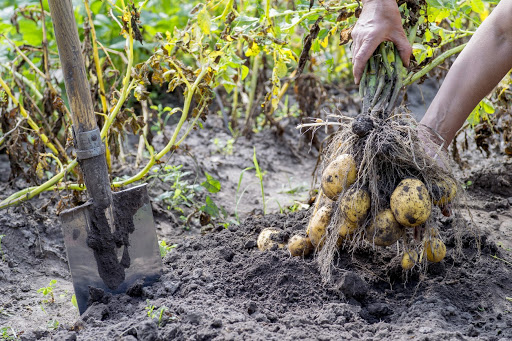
[241,65,249,80]
[200,196,219,217]
[201,172,221,193]
[197,7,211,35]
[469,0,484,13]
[482,99,495,114]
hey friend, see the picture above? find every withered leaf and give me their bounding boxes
[336,9,353,22]
[339,26,353,45]
[295,17,323,78]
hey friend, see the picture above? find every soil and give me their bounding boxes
[1,105,512,340]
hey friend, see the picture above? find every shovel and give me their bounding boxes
[48,0,162,314]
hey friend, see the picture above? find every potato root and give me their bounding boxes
[390,178,432,227]
[366,209,404,247]
[425,238,446,263]
[288,235,314,257]
[321,154,357,200]
[340,187,370,223]
[308,205,332,249]
[257,228,285,251]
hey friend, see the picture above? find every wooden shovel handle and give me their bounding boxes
[48,0,111,209]
[47,0,96,132]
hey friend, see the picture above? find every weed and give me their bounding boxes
[149,165,201,212]
[157,307,168,326]
[199,172,228,227]
[253,148,267,215]
[149,104,180,135]
[159,240,177,258]
[213,137,234,155]
[287,201,309,213]
[0,327,19,341]
[145,300,170,326]
[46,320,59,331]
[145,299,156,318]
[234,167,254,223]
[37,279,57,304]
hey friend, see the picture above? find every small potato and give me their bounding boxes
[338,220,358,239]
[432,179,457,206]
[424,238,446,263]
[401,250,418,270]
[340,187,370,223]
[366,209,404,247]
[288,235,314,257]
[321,154,357,200]
[308,205,332,249]
[257,228,285,251]
[390,178,432,227]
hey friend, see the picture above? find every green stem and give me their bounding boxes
[379,43,393,78]
[156,67,208,160]
[404,43,467,86]
[0,160,78,208]
[269,3,358,19]
[244,54,261,127]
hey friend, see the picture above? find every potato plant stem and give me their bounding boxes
[244,54,261,128]
[2,35,73,123]
[85,0,109,116]
[404,43,467,86]
[0,76,60,156]
[0,6,141,209]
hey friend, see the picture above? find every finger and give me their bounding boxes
[391,31,412,67]
[352,38,381,84]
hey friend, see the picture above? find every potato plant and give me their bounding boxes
[266,0,495,279]
[0,0,500,225]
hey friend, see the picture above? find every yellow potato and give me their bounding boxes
[288,235,314,257]
[257,228,285,251]
[390,178,432,227]
[340,187,370,223]
[366,209,404,247]
[432,179,457,206]
[308,205,332,249]
[424,238,446,263]
[338,220,358,239]
[401,250,418,270]
[321,154,357,200]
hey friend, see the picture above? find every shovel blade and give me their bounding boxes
[60,184,162,314]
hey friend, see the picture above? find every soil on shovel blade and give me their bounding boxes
[1,116,512,341]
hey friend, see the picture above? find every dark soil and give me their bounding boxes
[1,114,512,340]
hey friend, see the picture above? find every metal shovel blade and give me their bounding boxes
[60,184,162,314]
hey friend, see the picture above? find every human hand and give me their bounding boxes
[351,0,412,84]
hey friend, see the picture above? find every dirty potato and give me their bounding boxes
[321,154,357,200]
[257,228,285,251]
[308,205,332,249]
[390,178,432,227]
[432,179,457,206]
[340,187,370,223]
[338,220,358,239]
[288,234,314,257]
[366,209,404,247]
[401,250,419,270]
[424,238,446,263]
